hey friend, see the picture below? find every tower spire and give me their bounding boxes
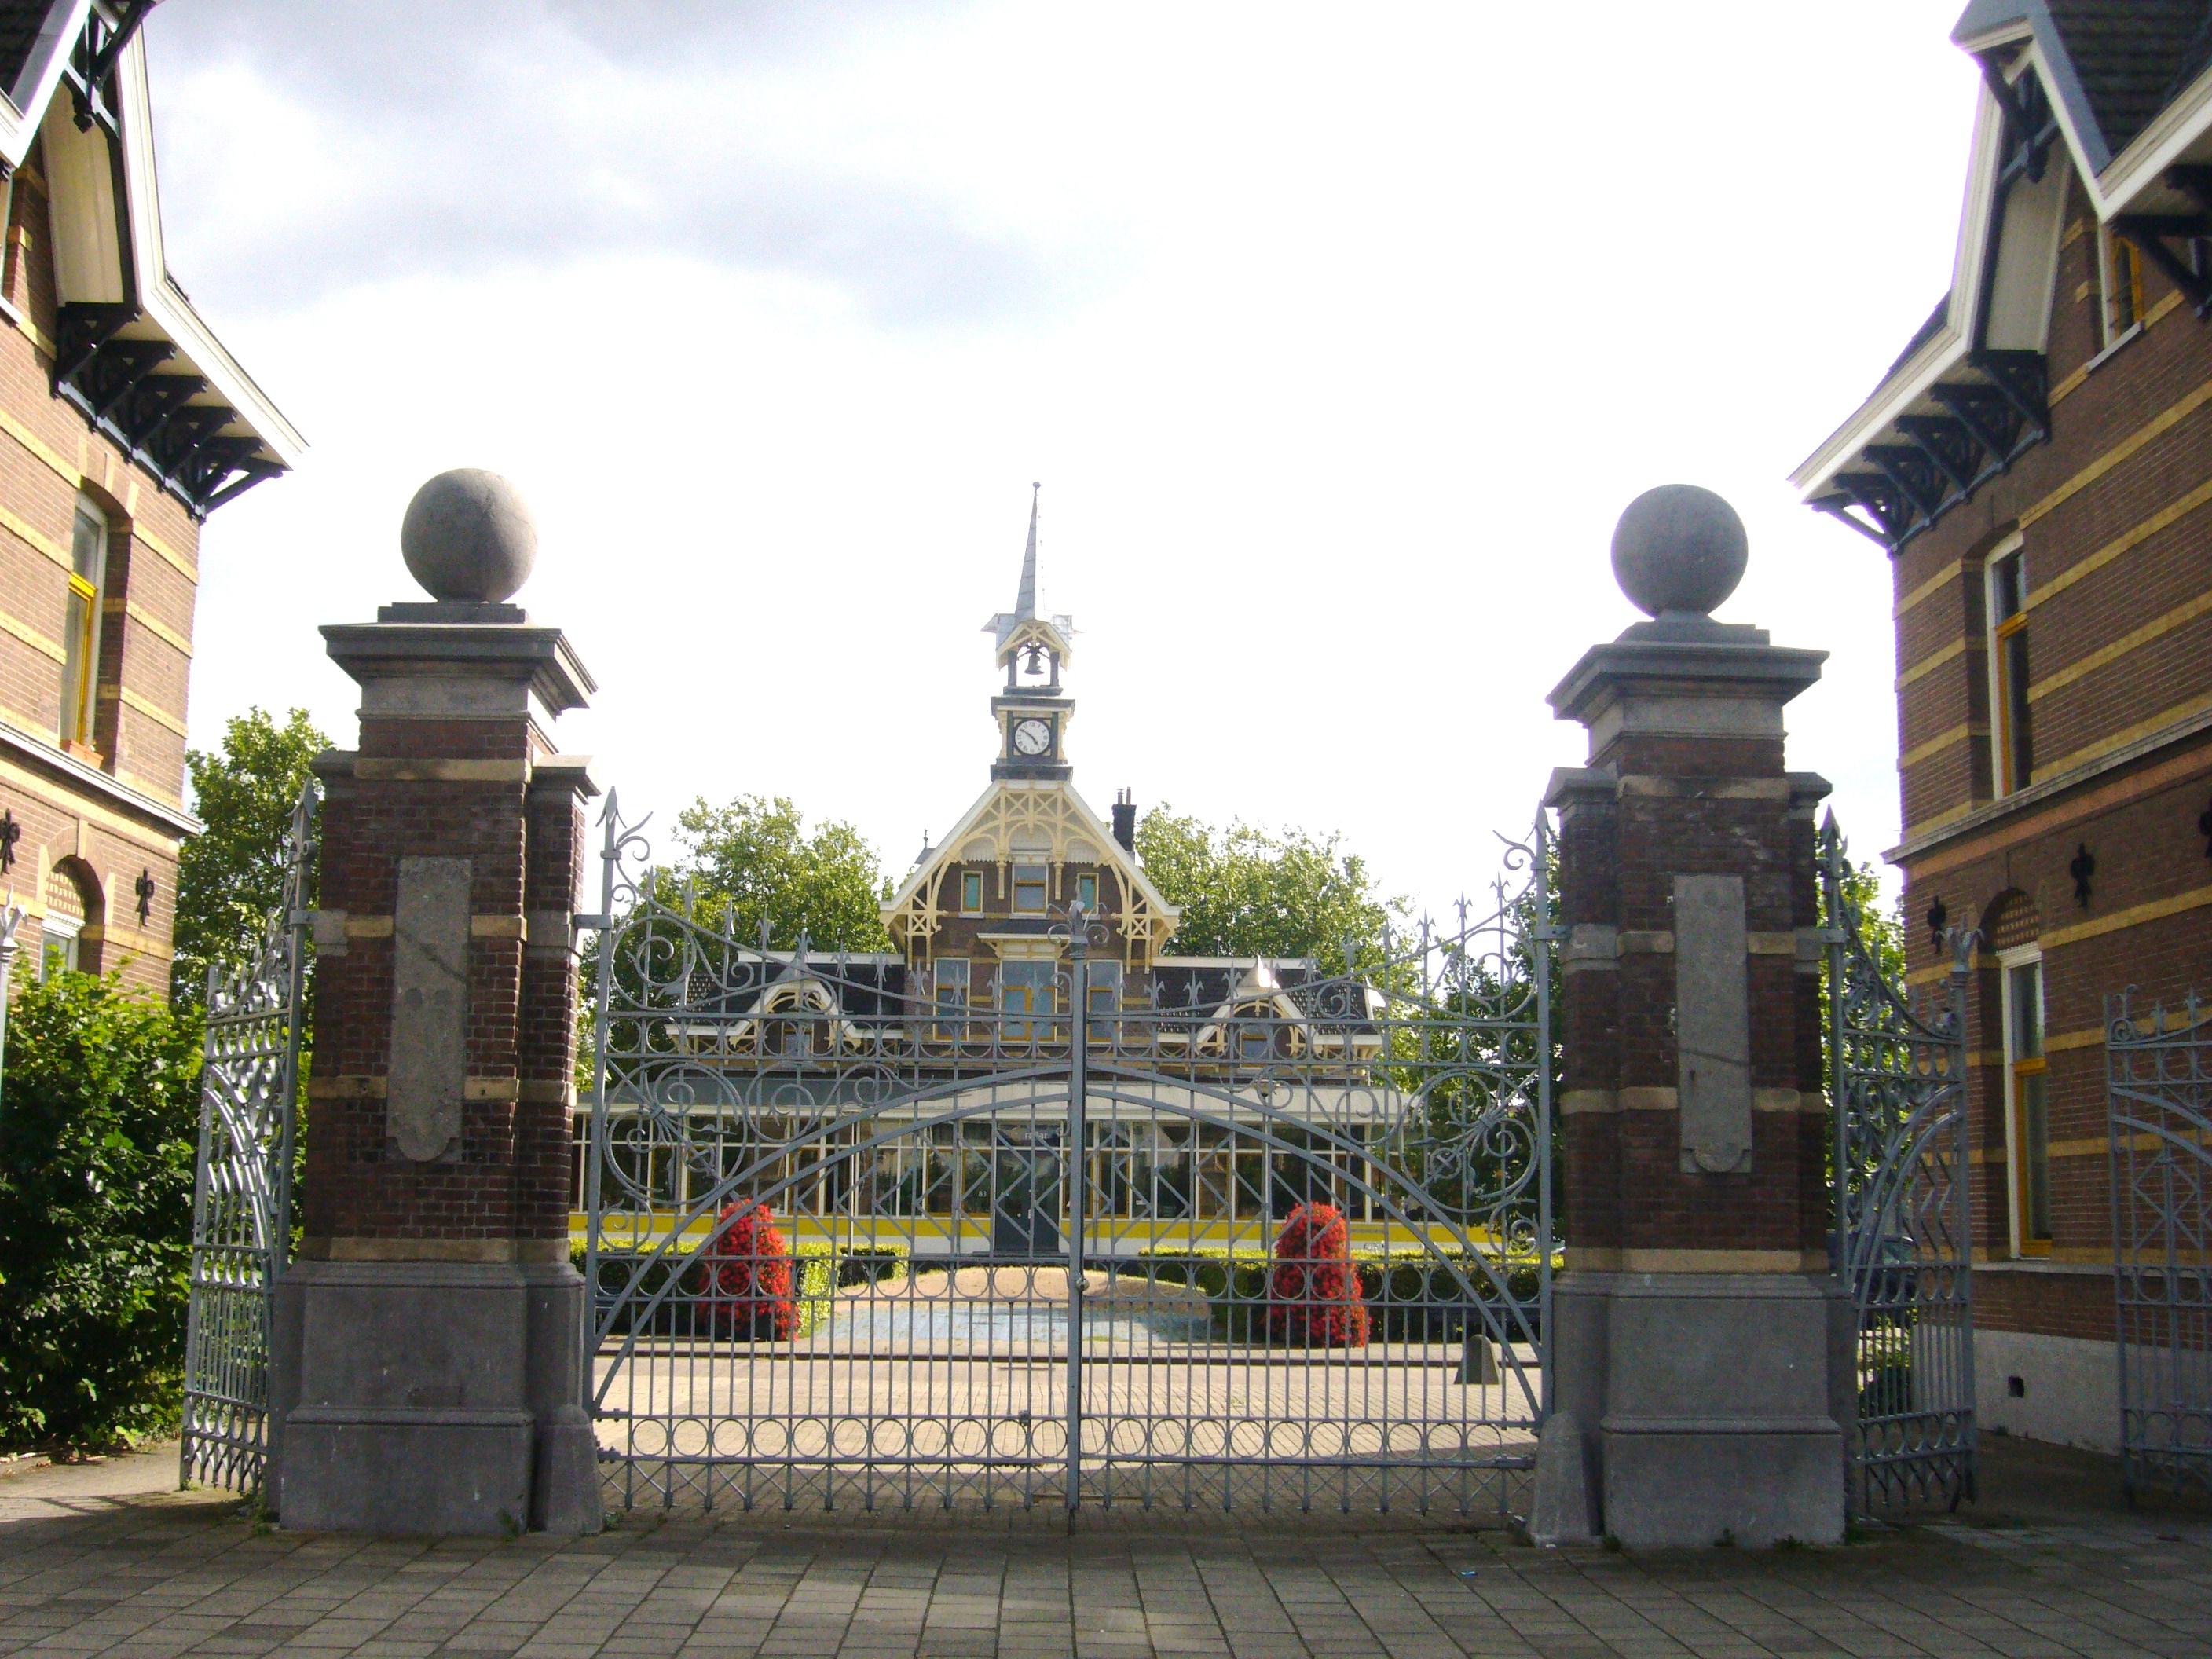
[1015,480,1039,621]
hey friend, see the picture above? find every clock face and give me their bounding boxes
[1013,718,1053,756]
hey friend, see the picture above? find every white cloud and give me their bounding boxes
[150,0,1977,917]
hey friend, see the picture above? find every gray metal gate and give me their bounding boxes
[2107,990,2211,1497]
[1820,816,1976,1512]
[180,784,315,1498]
[580,796,1556,1515]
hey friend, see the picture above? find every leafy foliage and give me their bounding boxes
[668,795,892,953]
[0,973,203,1449]
[1133,806,1403,971]
[1266,1201,1369,1347]
[174,707,327,1002]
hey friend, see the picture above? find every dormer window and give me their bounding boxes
[1987,537,2033,797]
[1013,863,1048,914]
[2101,229,2144,343]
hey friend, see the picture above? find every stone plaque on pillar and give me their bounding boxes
[1674,872,1751,1174]
[1536,484,1847,1549]
[389,855,471,1161]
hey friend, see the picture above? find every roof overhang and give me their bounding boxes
[13,6,302,518]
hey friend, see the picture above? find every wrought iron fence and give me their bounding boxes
[580,793,1557,1515]
[1820,815,1976,1513]
[2107,990,2212,1498]
[180,783,315,1499]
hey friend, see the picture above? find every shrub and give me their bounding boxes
[705,1201,797,1339]
[1266,1202,1369,1347]
[0,973,204,1450]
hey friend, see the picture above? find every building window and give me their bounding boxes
[932,958,970,1039]
[2103,229,2145,341]
[1987,538,2033,797]
[1012,863,1048,914]
[62,497,106,750]
[1085,960,1120,1020]
[39,910,79,979]
[1999,947,2050,1254]
[1077,872,1098,913]
[1000,960,1055,1041]
[960,870,983,914]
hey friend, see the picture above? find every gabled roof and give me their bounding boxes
[0,2,300,515]
[883,776,1181,956]
[1956,2,2212,172]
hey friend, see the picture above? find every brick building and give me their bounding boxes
[0,3,298,995]
[1790,2,2212,1448]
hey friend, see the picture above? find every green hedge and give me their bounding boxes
[1137,1248,1546,1344]
[578,1238,906,1339]
[0,974,204,1451]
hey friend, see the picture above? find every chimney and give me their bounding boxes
[1111,788,1137,851]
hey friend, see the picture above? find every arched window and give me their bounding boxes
[41,859,101,979]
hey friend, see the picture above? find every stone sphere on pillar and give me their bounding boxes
[1609,483,1749,618]
[399,468,537,603]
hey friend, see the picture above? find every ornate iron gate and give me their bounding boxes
[2106,991,2211,1497]
[180,784,315,1498]
[1820,816,1975,1512]
[580,797,1556,1515]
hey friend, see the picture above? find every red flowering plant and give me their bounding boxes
[705,1199,797,1339]
[1265,1200,1370,1347]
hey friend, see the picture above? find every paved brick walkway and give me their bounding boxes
[3,1440,2209,1658]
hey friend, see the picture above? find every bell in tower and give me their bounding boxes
[983,483,1076,780]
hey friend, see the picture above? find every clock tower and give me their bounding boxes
[984,483,1075,781]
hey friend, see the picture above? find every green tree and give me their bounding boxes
[0,972,203,1449]
[174,707,328,1002]
[1133,805,1403,970]
[668,794,892,952]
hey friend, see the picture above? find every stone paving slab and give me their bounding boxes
[2,1441,2210,1658]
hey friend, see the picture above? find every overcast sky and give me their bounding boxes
[144,1,1979,920]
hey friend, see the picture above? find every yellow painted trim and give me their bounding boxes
[2041,687,2212,777]
[131,524,196,584]
[121,602,190,658]
[1897,635,1968,689]
[117,685,185,738]
[0,607,64,663]
[2047,361,2091,406]
[1899,722,1984,768]
[2042,883,2212,948]
[0,403,78,489]
[2021,372,2212,529]
[2062,217,2089,248]
[1895,558,1963,620]
[2028,588,2212,703]
[2046,1026,2108,1053]
[2147,287,2185,328]
[2030,476,2212,613]
[572,1214,1518,1254]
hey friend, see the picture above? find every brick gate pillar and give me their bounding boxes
[1532,485,1847,1547]
[271,470,602,1535]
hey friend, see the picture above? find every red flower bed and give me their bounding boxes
[1266,1201,1369,1347]
[706,1200,797,1339]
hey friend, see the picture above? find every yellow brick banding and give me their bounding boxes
[121,601,191,658]
[118,685,186,737]
[2020,370,2212,529]
[2041,687,2212,777]
[2027,588,2212,702]
[2030,473,2212,610]
[2041,883,2212,948]
[1897,635,1968,689]
[0,606,63,662]
[1894,558,1962,619]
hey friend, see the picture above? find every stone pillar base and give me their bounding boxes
[274,1259,602,1536]
[1544,1271,1850,1547]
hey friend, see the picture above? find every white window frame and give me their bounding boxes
[38,907,79,980]
[1984,533,2030,799]
[1995,941,2047,1259]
